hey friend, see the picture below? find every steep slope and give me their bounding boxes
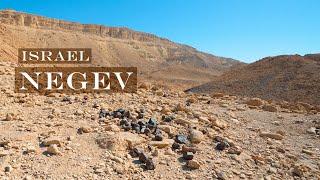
[187,54,320,105]
[0,10,242,88]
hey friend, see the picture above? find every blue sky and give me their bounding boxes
[0,0,319,62]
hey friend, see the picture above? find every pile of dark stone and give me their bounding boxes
[98,108,164,141]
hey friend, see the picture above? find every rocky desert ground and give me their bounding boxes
[0,9,319,180]
[0,62,319,179]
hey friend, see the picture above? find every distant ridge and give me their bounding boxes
[187,54,320,105]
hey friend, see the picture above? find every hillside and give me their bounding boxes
[0,10,242,89]
[187,54,320,105]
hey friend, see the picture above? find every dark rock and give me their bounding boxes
[162,115,175,122]
[215,141,230,151]
[139,152,148,163]
[62,96,71,102]
[123,110,131,118]
[93,102,99,108]
[122,124,131,131]
[130,148,143,158]
[183,152,194,160]
[182,145,197,154]
[145,158,155,170]
[120,119,129,126]
[147,118,157,129]
[99,109,109,118]
[175,134,188,144]
[138,121,145,126]
[144,128,151,135]
[137,113,144,119]
[154,134,163,141]
[117,108,125,114]
[113,111,123,118]
[172,142,181,150]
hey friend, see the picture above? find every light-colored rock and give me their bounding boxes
[43,137,63,147]
[210,117,228,129]
[158,125,174,134]
[105,124,120,132]
[259,132,284,140]
[96,132,145,151]
[149,139,174,148]
[78,126,92,133]
[189,129,204,144]
[0,150,10,157]
[4,113,13,121]
[161,106,171,114]
[306,127,316,134]
[187,160,200,169]
[47,144,61,155]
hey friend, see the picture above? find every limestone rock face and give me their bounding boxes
[0,10,242,89]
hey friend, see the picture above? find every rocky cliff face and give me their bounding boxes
[0,10,243,89]
[0,10,170,43]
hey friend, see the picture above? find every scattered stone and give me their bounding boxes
[227,146,242,155]
[149,139,174,148]
[172,142,181,150]
[96,132,145,151]
[105,124,120,132]
[161,106,171,114]
[217,171,227,180]
[139,152,148,163]
[183,152,194,160]
[162,115,175,122]
[216,141,230,151]
[164,148,174,156]
[47,144,61,155]
[306,127,316,135]
[210,117,228,129]
[25,145,37,154]
[78,126,93,134]
[181,145,197,154]
[130,148,143,158]
[259,132,284,140]
[99,109,109,118]
[4,113,13,121]
[176,103,186,112]
[42,137,63,147]
[175,118,191,126]
[4,165,12,172]
[302,149,314,155]
[138,152,155,170]
[187,160,200,169]
[189,129,204,144]
[292,164,310,177]
[175,134,188,144]
[0,150,10,157]
[145,158,155,170]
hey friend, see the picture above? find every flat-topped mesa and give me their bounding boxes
[0,9,171,43]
